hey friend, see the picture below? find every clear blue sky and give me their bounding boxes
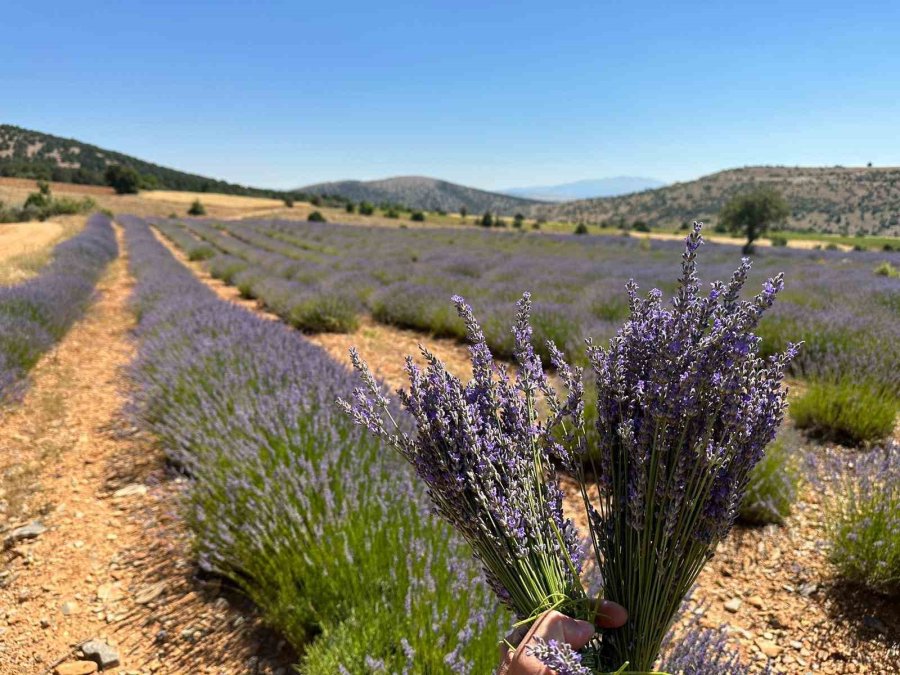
[2,1,899,190]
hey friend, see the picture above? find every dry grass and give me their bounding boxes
[140,189,284,209]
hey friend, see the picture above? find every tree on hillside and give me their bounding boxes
[719,187,790,254]
[105,164,142,194]
[480,211,493,227]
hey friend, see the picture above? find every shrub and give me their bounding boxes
[825,243,840,251]
[287,292,360,333]
[410,211,426,222]
[307,210,326,223]
[874,261,899,278]
[383,208,399,219]
[513,213,525,228]
[358,201,374,215]
[479,212,493,227]
[345,202,355,213]
[187,199,206,216]
[187,245,216,262]
[739,436,799,525]
[770,234,788,246]
[105,165,142,194]
[283,196,295,208]
[633,220,650,232]
[574,222,589,235]
[827,443,900,595]
[791,378,897,446]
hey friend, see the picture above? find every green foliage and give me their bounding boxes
[283,195,295,208]
[479,211,493,228]
[383,208,400,219]
[0,182,95,223]
[827,448,900,595]
[574,222,589,235]
[770,234,788,247]
[358,201,374,215]
[739,437,799,525]
[187,199,206,216]
[287,293,360,333]
[345,202,356,213]
[308,210,327,223]
[105,164,142,194]
[874,261,899,278]
[513,213,525,229]
[719,187,790,254]
[791,379,897,446]
[410,211,426,222]
[632,220,650,232]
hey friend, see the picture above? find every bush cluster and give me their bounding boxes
[791,378,897,446]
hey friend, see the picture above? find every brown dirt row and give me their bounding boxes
[0,226,292,674]
[155,223,900,674]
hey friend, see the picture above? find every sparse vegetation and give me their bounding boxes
[187,199,206,216]
[307,210,327,222]
[739,437,799,525]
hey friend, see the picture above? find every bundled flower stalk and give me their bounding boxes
[338,294,588,624]
[341,223,796,673]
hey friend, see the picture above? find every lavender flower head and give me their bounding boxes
[577,222,797,671]
[339,293,586,620]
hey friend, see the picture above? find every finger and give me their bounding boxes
[594,599,628,628]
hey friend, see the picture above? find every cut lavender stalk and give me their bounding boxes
[339,293,587,622]
[573,223,797,671]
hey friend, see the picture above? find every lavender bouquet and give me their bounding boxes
[339,295,588,625]
[342,223,796,673]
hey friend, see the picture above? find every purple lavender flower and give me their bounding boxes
[574,222,796,671]
[340,293,586,620]
[527,637,592,675]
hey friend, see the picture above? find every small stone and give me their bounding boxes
[756,638,782,658]
[97,582,123,603]
[3,521,46,548]
[81,639,119,669]
[790,640,803,649]
[112,484,147,499]
[56,662,98,675]
[40,617,51,629]
[134,581,166,605]
[724,598,742,613]
[61,601,79,616]
[798,582,818,597]
[747,595,765,609]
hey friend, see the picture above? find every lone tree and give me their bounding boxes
[105,165,142,194]
[719,187,789,254]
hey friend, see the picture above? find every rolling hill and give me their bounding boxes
[502,176,665,201]
[297,176,544,215]
[0,125,284,198]
[532,166,900,236]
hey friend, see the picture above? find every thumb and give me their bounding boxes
[561,617,596,649]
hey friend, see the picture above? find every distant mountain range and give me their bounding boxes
[4,124,899,236]
[531,166,900,236]
[297,176,543,215]
[502,176,666,201]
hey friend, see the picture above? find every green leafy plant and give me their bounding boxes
[791,378,897,446]
[187,199,206,216]
[739,436,799,525]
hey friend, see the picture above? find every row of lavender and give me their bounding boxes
[158,217,900,444]
[121,216,508,672]
[0,213,117,404]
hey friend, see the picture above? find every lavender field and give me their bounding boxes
[143,214,899,672]
[157,216,899,445]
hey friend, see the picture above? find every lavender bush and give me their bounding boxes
[122,216,508,673]
[738,435,799,526]
[826,442,900,595]
[0,213,117,404]
[343,223,794,673]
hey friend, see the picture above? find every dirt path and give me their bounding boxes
[0,221,63,262]
[152,224,899,673]
[0,227,292,674]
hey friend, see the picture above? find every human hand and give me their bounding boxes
[497,601,628,675]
